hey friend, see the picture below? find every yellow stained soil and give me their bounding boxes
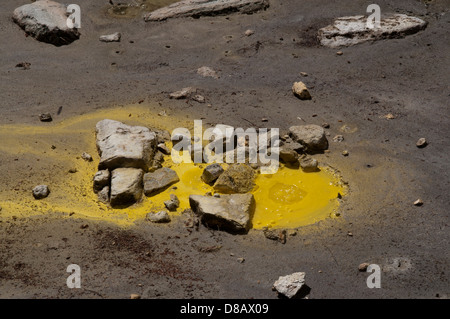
[0,105,345,229]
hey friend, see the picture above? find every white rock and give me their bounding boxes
[318,14,427,48]
[273,272,306,299]
[32,185,50,199]
[96,119,157,171]
[144,0,269,21]
[110,168,144,207]
[99,32,121,42]
[197,66,219,79]
[146,211,171,223]
[12,0,80,46]
[189,193,255,233]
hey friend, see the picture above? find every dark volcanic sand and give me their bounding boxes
[0,0,449,298]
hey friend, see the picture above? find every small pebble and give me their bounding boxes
[130,294,141,299]
[39,113,52,122]
[237,257,245,263]
[336,51,343,55]
[358,263,370,272]
[342,150,349,156]
[414,199,423,206]
[416,138,427,148]
[244,29,255,36]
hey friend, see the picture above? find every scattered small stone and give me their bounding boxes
[358,263,370,272]
[130,294,141,299]
[81,152,93,162]
[414,199,423,206]
[416,138,427,148]
[68,168,78,173]
[146,210,171,223]
[342,150,349,156]
[201,163,224,185]
[322,123,330,129]
[99,32,121,42]
[300,157,319,172]
[244,29,255,36]
[164,194,180,211]
[213,193,220,198]
[384,113,396,119]
[347,231,353,237]
[261,117,268,122]
[336,51,343,55]
[51,145,56,150]
[197,66,219,79]
[237,257,245,263]
[273,272,307,299]
[333,135,344,142]
[16,62,31,70]
[192,94,205,103]
[158,110,167,116]
[292,81,312,100]
[300,72,308,77]
[39,113,52,122]
[32,185,50,199]
[80,224,89,229]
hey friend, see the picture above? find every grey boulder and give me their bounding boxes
[143,167,180,196]
[289,125,328,153]
[96,119,157,171]
[189,193,255,233]
[13,0,80,46]
[110,168,144,207]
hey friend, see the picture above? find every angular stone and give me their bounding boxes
[197,66,219,79]
[144,0,269,21]
[189,193,255,233]
[289,125,328,153]
[273,272,306,299]
[93,170,110,193]
[164,194,180,211]
[12,0,80,46]
[213,164,255,194]
[318,14,427,48]
[110,168,144,207]
[146,211,171,223]
[300,157,319,172]
[201,163,224,185]
[279,147,299,163]
[81,152,93,162]
[97,186,110,204]
[32,185,50,199]
[292,82,311,100]
[143,167,180,196]
[96,119,157,171]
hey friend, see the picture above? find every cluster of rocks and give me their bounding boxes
[93,119,175,210]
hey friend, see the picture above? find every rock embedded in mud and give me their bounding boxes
[263,228,287,244]
[144,0,270,21]
[318,14,427,48]
[273,272,307,299]
[99,32,121,42]
[143,167,180,196]
[32,185,50,199]
[289,125,328,153]
[12,0,80,46]
[164,194,180,211]
[189,193,255,233]
[213,164,255,194]
[292,82,312,100]
[146,211,171,223]
[93,170,110,193]
[110,168,144,207]
[201,163,224,185]
[96,119,157,171]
